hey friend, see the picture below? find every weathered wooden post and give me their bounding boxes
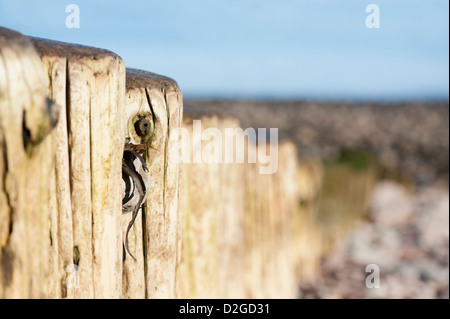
[0,27,61,298]
[180,116,245,298]
[123,69,183,298]
[31,37,126,299]
[179,113,301,298]
[1,28,183,298]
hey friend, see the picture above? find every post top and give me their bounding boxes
[31,36,121,61]
[126,68,180,93]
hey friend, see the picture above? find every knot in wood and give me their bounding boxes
[134,117,151,137]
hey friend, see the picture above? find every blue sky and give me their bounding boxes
[0,0,448,100]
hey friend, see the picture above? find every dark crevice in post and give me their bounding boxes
[64,57,77,286]
[22,110,31,152]
[73,245,80,266]
[65,58,73,206]
[1,138,13,246]
[47,60,53,100]
[0,53,13,249]
[145,87,157,141]
[141,204,148,299]
[49,229,53,247]
[162,89,170,232]
[60,276,67,298]
[87,75,96,299]
[142,87,154,298]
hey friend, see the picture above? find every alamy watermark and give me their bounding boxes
[65,3,380,30]
[66,4,80,29]
[366,4,380,28]
[65,264,80,289]
[170,120,279,175]
[365,264,380,288]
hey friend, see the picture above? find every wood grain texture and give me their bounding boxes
[1,31,183,298]
[0,29,127,298]
[0,27,59,298]
[179,115,301,298]
[123,68,183,298]
[32,37,126,298]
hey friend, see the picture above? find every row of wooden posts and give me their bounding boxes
[0,27,375,298]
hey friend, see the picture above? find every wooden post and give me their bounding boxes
[123,69,183,298]
[1,28,184,298]
[30,37,126,299]
[179,114,301,298]
[0,27,60,298]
